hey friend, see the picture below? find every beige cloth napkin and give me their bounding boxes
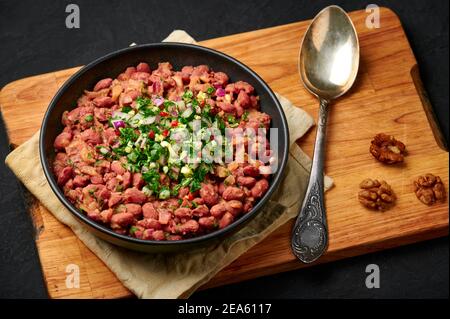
[5,31,333,299]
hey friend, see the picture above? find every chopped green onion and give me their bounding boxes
[159,188,170,199]
[121,106,132,113]
[206,86,215,95]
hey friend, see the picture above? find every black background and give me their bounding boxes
[0,0,448,299]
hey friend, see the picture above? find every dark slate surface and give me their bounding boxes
[0,0,448,299]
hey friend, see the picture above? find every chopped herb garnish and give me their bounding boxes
[183,90,193,100]
[142,169,161,194]
[107,89,248,199]
[206,87,215,95]
[136,96,152,109]
[242,111,249,121]
[85,114,94,122]
[130,226,139,235]
[227,115,237,124]
[121,106,132,113]
[190,179,201,192]
[215,116,226,133]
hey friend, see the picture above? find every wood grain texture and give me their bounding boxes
[0,8,448,298]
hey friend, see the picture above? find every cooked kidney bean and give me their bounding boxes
[121,172,132,189]
[192,205,209,217]
[243,199,254,213]
[213,72,229,87]
[137,218,161,230]
[80,128,102,145]
[93,78,113,92]
[222,186,245,201]
[125,203,142,217]
[73,175,89,188]
[237,176,256,188]
[100,209,113,223]
[123,187,147,204]
[174,207,192,218]
[111,212,134,229]
[52,62,273,241]
[93,96,115,108]
[217,101,236,114]
[90,175,104,184]
[210,202,228,218]
[108,192,122,207]
[198,216,216,229]
[80,165,97,176]
[243,165,260,177]
[158,209,172,225]
[136,62,151,73]
[54,131,73,150]
[177,220,199,234]
[132,173,145,189]
[200,183,219,206]
[142,202,158,219]
[57,166,73,186]
[219,212,234,229]
[152,230,165,241]
[226,200,243,216]
[251,179,269,198]
[94,107,111,122]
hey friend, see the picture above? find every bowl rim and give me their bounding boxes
[39,42,289,247]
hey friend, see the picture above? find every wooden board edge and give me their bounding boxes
[13,182,52,297]
[200,224,449,290]
[410,64,449,151]
[0,66,81,100]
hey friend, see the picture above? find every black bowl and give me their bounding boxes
[40,43,289,253]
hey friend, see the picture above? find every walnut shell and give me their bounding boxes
[370,133,406,164]
[358,178,396,211]
[414,174,446,205]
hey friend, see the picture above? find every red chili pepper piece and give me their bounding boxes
[162,129,169,137]
[148,130,155,139]
[159,111,169,117]
[187,193,194,201]
[171,120,179,127]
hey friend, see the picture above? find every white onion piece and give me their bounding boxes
[259,165,272,175]
[176,100,186,112]
[181,108,193,118]
[112,111,132,120]
[129,113,143,127]
[140,137,147,149]
[140,116,156,125]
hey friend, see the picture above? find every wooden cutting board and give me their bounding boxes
[0,7,448,298]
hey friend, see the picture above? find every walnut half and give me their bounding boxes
[358,178,396,211]
[370,133,406,164]
[414,174,446,205]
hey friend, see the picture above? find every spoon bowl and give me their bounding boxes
[291,6,359,263]
[299,5,359,100]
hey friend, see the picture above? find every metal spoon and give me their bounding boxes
[291,5,360,263]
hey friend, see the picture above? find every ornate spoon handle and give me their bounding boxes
[291,99,329,263]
